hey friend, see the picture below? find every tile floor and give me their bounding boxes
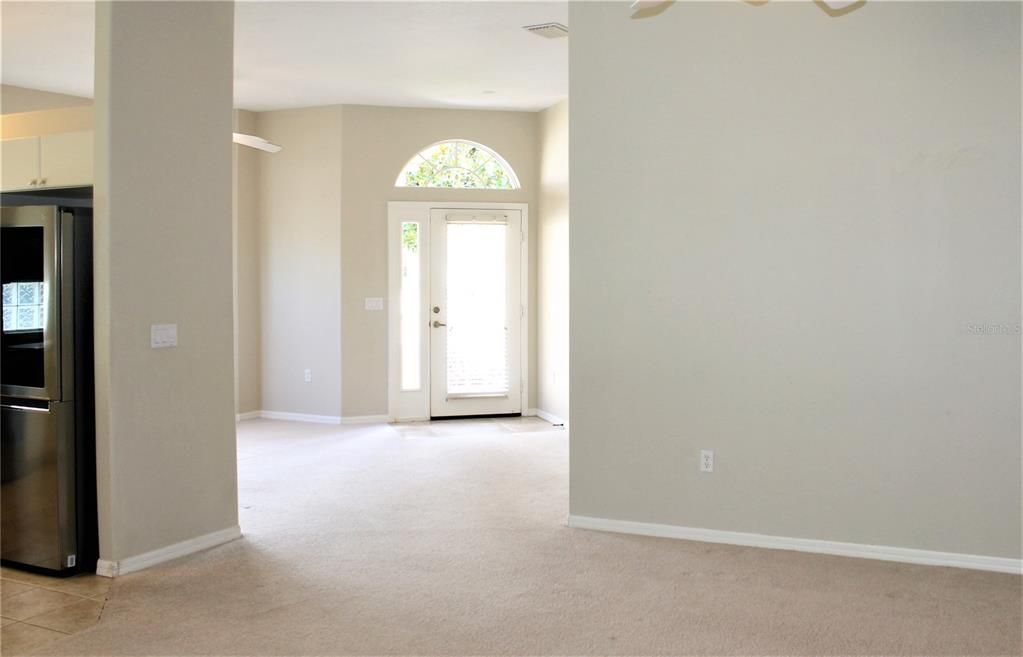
[0,567,110,654]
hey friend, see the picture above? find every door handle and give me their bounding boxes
[0,403,50,413]
[432,320,447,328]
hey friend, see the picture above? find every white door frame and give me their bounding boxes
[387,201,530,422]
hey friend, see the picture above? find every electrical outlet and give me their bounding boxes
[304,369,312,383]
[700,449,714,473]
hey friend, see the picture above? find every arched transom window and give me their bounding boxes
[395,140,520,190]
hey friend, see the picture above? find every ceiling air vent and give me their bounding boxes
[523,23,568,39]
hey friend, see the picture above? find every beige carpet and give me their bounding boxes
[22,417,1022,656]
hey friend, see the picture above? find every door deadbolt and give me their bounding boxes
[432,306,441,314]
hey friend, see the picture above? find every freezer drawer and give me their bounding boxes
[1,400,76,572]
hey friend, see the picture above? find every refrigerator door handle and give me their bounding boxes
[0,403,50,413]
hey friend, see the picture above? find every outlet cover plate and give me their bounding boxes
[151,324,178,349]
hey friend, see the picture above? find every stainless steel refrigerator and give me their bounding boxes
[1,194,96,576]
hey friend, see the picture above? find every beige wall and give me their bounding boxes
[94,0,238,561]
[0,84,91,114]
[340,105,539,417]
[256,106,343,418]
[537,100,569,423]
[569,1,1021,558]
[0,106,93,138]
[233,110,262,414]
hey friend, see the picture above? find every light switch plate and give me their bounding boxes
[364,297,384,311]
[151,323,178,349]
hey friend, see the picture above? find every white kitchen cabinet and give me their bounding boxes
[1,131,94,192]
[39,131,93,189]
[1,136,41,192]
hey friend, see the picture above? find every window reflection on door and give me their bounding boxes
[3,283,45,332]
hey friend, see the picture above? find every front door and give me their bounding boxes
[429,209,521,417]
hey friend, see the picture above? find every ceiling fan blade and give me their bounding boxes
[635,0,866,19]
[630,0,675,19]
[814,0,867,16]
[232,132,282,153]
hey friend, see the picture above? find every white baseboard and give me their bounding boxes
[94,559,118,578]
[534,408,567,427]
[244,410,342,424]
[341,414,391,425]
[235,410,388,425]
[567,515,1021,574]
[96,525,242,577]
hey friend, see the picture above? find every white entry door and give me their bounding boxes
[429,209,522,417]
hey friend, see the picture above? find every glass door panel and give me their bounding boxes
[1,207,60,400]
[429,210,521,417]
[445,222,509,397]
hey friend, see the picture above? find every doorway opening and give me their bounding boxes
[388,202,529,422]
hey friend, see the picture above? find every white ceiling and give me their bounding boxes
[1,1,568,112]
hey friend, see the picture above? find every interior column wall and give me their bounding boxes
[93,0,239,562]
